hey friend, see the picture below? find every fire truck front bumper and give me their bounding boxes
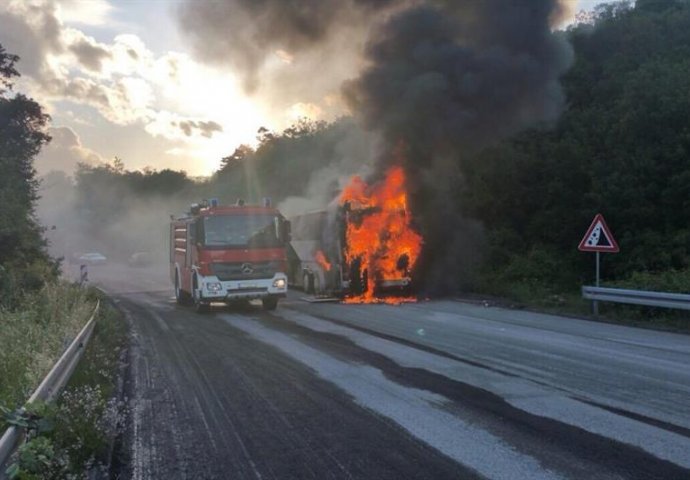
[200,273,288,301]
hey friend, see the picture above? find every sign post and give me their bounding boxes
[578,214,619,316]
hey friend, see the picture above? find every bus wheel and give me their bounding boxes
[303,272,314,294]
[313,273,321,295]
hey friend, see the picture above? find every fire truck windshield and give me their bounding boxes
[202,214,282,248]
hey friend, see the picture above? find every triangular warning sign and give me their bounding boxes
[578,214,619,252]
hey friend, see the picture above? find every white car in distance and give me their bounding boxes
[78,252,107,265]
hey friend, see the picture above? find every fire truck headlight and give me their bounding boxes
[272,278,286,289]
[206,282,223,293]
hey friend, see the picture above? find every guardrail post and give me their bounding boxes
[80,264,88,286]
[593,252,600,317]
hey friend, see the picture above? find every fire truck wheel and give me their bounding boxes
[192,275,210,313]
[175,272,191,305]
[262,296,278,311]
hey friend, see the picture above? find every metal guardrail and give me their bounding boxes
[582,286,690,311]
[0,300,100,473]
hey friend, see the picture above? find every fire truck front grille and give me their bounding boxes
[211,261,280,281]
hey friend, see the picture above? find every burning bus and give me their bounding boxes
[287,166,423,303]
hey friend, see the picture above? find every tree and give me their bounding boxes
[219,144,254,174]
[0,44,56,305]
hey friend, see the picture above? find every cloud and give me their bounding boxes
[35,73,153,126]
[0,0,232,171]
[0,2,62,78]
[55,0,113,26]
[41,75,110,109]
[145,111,224,141]
[68,37,111,71]
[34,126,105,174]
[0,2,188,129]
[0,2,113,94]
[176,120,223,138]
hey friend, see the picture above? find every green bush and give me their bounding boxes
[606,269,690,293]
[479,247,580,300]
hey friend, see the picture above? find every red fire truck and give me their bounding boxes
[170,199,290,312]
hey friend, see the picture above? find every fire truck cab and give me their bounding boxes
[170,199,290,312]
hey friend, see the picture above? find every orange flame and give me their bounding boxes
[314,250,331,271]
[339,165,423,303]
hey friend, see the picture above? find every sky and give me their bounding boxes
[0,0,611,177]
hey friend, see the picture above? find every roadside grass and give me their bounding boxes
[2,292,128,479]
[0,282,96,411]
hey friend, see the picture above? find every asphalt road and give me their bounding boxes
[87,264,690,480]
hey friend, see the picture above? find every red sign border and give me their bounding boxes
[578,213,620,253]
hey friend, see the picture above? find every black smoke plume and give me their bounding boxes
[342,1,573,293]
[343,2,571,161]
